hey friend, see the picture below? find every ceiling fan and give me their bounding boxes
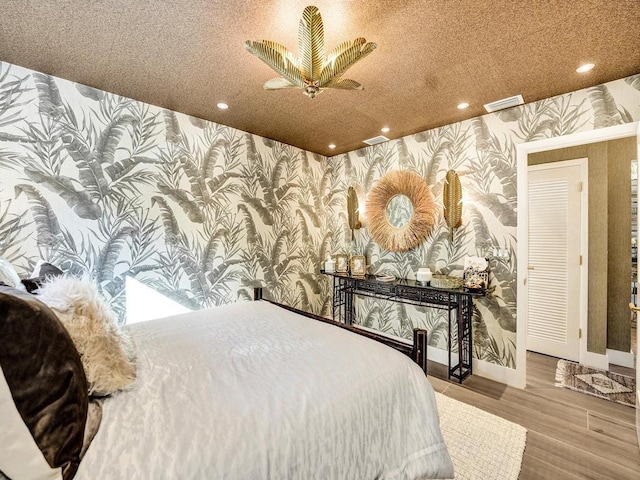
[244,5,377,99]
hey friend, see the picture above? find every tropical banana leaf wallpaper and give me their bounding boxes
[0,60,639,369]
[0,61,331,323]
[334,75,640,367]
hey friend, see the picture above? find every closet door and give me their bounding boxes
[527,162,584,361]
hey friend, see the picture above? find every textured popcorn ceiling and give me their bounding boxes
[1,0,638,156]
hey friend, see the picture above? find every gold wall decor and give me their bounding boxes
[443,170,462,241]
[365,170,436,252]
[347,186,362,240]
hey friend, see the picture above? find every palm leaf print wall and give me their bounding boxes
[0,61,329,322]
[0,60,638,369]
[326,75,640,368]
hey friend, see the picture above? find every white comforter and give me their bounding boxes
[77,301,453,479]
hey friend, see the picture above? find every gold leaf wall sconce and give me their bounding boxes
[443,170,462,241]
[347,186,362,241]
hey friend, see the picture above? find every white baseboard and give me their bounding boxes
[473,359,521,387]
[607,348,635,368]
[426,347,521,387]
[351,329,521,386]
[426,345,449,365]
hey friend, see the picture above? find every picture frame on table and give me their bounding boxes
[335,254,349,273]
[350,255,366,276]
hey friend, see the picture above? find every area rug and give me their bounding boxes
[555,359,636,407]
[436,392,527,480]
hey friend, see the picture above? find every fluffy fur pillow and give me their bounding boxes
[37,276,136,396]
[21,261,64,293]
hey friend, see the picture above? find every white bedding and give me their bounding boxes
[77,301,454,479]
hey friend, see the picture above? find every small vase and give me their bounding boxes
[416,267,432,285]
[324,257,335,273]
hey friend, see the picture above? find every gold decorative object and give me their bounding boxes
[365,170,436,252]
[430,275,463,289]
[350,255,366,276]
[443,170,462,241]
[334,253,349,273]
[244,6,376,98]
[347,186,361,240]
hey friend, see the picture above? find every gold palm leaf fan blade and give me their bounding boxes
[324,40,352,66]
[262,40,299,68]
[443,170,462,241]
[324,79,362,90]
[319,39,376,87]
[298,5,325,82]
[263,78,299,90]
[319,38,364,86]
[244,41,304,87]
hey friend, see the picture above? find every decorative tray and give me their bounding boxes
[375,275,396,282]
[430,275,463,289]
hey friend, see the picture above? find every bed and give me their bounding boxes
[1,280,453,479]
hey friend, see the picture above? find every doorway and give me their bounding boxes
[527,160,585,362]
[515,121,640,389]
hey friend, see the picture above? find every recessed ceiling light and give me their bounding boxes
[576,63,595,73]
[457,102,469,110]
[328,144,336,149]
[381,127,390,133]
[217,102,229,109]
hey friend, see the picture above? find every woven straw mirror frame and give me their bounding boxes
[365,170,436,252]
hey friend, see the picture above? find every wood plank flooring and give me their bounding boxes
[427,352,639,479]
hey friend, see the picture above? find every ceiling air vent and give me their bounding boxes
[363,135,389,146]
[483,94,524,113]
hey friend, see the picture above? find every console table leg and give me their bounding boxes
[463,296,473,377]
[457,307,464,381]
[345,281,354,325]
[447,306,452,380]
[332,276,345,324]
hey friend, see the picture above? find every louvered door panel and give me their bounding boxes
[527,164,582,361]
[528,181,568,343]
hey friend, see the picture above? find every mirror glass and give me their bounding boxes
[386,194,413,228]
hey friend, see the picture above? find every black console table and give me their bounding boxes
[321,271,476,383]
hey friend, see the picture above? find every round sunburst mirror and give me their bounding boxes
[365,170,436,252]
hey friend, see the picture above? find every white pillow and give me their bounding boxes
[30,259,47,278]
[0,257,21,288]
[37,276,137,396]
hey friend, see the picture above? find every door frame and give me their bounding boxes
[527,158,587,363]
[515,121,639,388]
